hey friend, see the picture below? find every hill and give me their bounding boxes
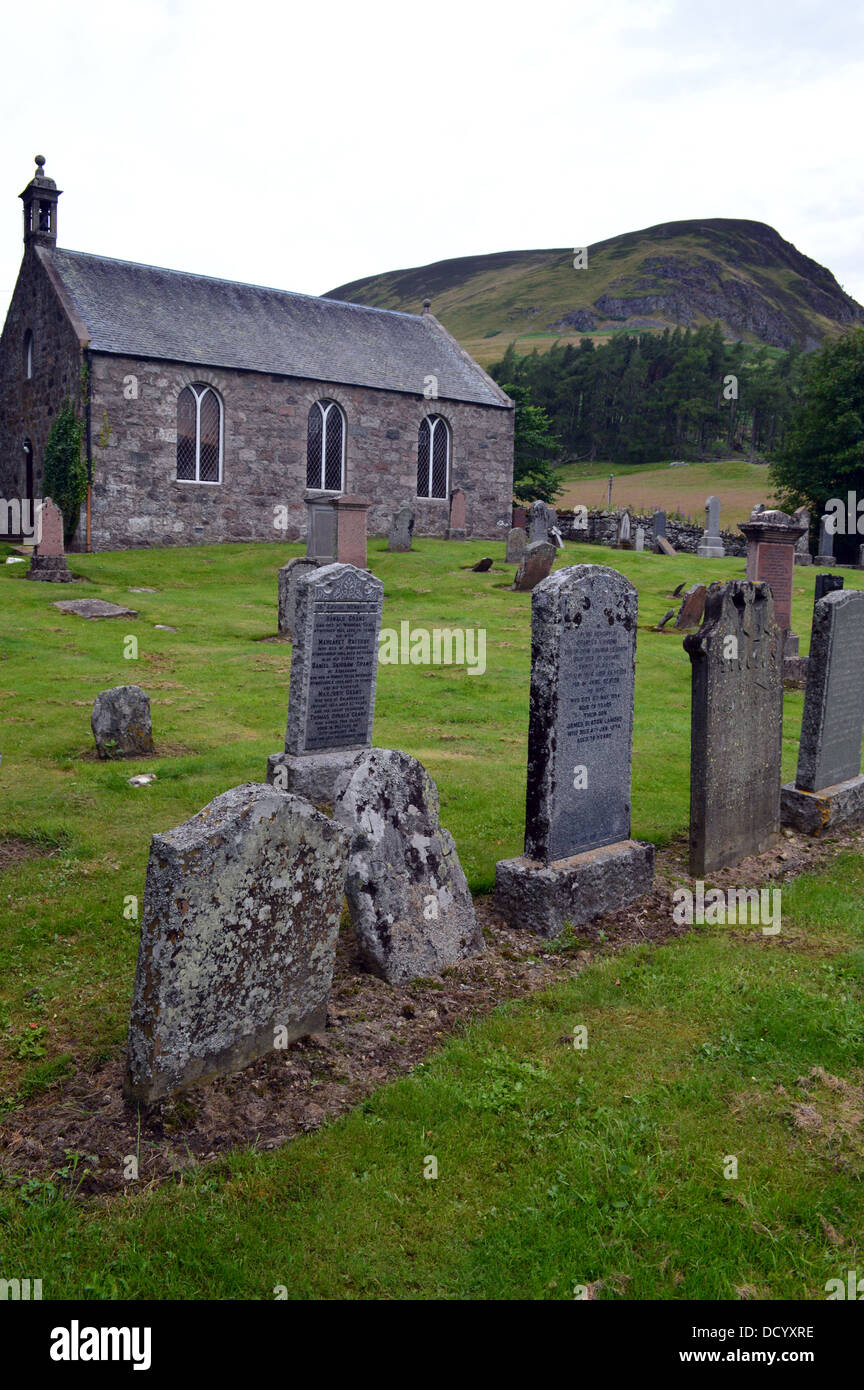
[324,219,864,367]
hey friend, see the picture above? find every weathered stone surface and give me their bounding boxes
[635,526,645,551]
[741,509,806,630]
[781,775,864,836]
[684,581,783,874]
[617,511,632,548]
[278,556,318,637]
[816,514,835,563]
[653,510,666,539]
[27,498,74,582]
[305,493,337,562]
[124,783,348,1103]
[656,536,677,557]
[334,494,369,569]
[495,839,655,937]
[472,556,493,572]
[528,500,557,545]
[696,495,724,557]
[523,565,638,862]
[794,589,864,793]
[674,583,707,630]
[814,574,843,603]
[53,598,138,619]
[506,527,527,564]
[511,539,555,592]
[655,608,675,630]
[388,506,414,552]
[91,684,154,759]
[793,506,812,564]
[267,748,364,803]
[447,488,467,540]
[333,749,483,983]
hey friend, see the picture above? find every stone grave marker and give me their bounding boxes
[635,526,645,552]
[305,492,337,563]
[674,584,707,630]
[267,563,384,801]
[278,556,318,637]
[815,515,835,565]
[741,509,805,632]
[781,590,864,834]
[495,564,654,935]
[53,598,138,619]
[91,685,154,759]
[447,488,467,540]
[656,536,677,557]
[124,783,348,1103]
[793,506,812,565]
[696,496,725,557]
[653,510,667,541]
[684,580,783,874]
[814,574,843,603]
[334,495,370,569]
[617,511,632,548]
[26,497,73,582]
[528,500,557,545]
[859,544,864,569]
[511,539,556,592]
[472,557,493,572]
[506,527,527,565]
[333,749,483,984]
[388,506,414,552]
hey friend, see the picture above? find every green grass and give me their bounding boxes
[0,536,861,1299]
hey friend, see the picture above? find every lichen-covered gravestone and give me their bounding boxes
[684,581,783,874]
[124,782,348,1103]
[388,506,415,553]
[781,590,864,835]
[506,527,527,565]
[333,749,483,983]
[267,563,384,801]
[495,564,654,936]
[278,556,318,637]
[91,685,154,759]
[511,540,555,593]
[528,500,557,545]
[674,584,707,630]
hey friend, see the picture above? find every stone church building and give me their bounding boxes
[0,159,514,550]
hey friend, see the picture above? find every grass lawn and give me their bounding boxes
[555,457,776,521]
[0,536,861,1299]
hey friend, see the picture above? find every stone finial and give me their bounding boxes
[34,155,46,173]
[422,298,432,314]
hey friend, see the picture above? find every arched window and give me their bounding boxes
[24,331,33,380]
[417,415,450,499]
[306,399,345,491]
[176,384,223,483]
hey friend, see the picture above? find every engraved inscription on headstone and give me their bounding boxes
[796,590,864,792]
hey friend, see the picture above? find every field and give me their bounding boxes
[555,457,776,521]
[1,536,862,1300]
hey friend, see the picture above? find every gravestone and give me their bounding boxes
[472,557,493,572]
[617,511,633,549]
[674,584,707,630]
[333,749,483,984]
[656,536,677,557]
[635,526,645,552]
[388,506,414,553]
[793,506,812,565]
[781,590,864,835]
[815,514,835,565]
[696,496,725,558]
[512,506,527,531]
[278,556,318,638]
[495,564,654,936]
[814,574,843,603]
[859,544,864,569]
[549,525,565,550]
[528,500,557,545]
[511,539,556,593]
[91,685,154,759]
[53,598,138,619]
[267,563,384,801]
[305,492,337,563]
[334,495,370,569]
[447,488,467,540]
[740,509,806,632]
[684,581,783,874]
[655,608,675,631]
[124,783,348,1103]
[26,498,72,582]
[653,510,667,541]
[506,527,527,565]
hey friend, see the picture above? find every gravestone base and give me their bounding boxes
[815,555,835,566]
[783,656,809,685]
[267,749,365,803]
[494,839,655,938]
[446,528,467,541]
[780,774,864,837]
[27,554,73,582]
[794,555,812,566]
[784,632,800,658]
[696,540,725,558]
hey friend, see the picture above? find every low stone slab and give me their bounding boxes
[92,685,154,759]
[54,599,138,620]
[495,839,655,938]
[124,783,348,1103]
[267,749,364,803]
[333,749,483,983]
[781,774,864,837]
[655,536,677,556]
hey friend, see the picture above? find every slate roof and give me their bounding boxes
[41,247,511,409]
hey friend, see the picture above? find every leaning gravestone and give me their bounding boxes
[506,527,527,565]
[511,539,556,592]
[333,749,483,984]
[814,574,843,603]
[267,563,384,801]
[26,498,72,582]
[495,565,654,936]
[388,506,414,553]
[696,496,725,558]
[781,590,864,835]
[278,556,318,637]
[124,783,348,1103]
[684,581,783,874]
[674,584,707,630]
[91,685,154,759]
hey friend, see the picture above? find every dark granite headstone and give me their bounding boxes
[816,515,835,563]
[305,493,337,563]
[814,574,843,603]
[796,590,864,792]
[653,510,667,540]
[684,581,783,874]
[511,539,555,592]
[472,557,493,572]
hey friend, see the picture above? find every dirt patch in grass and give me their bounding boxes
[0,838,57,873]
[1,825,861,1199]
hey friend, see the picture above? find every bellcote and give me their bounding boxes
[20,155,61,248]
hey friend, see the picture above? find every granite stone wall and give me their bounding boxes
[86,354,514,551]
[556,508,747,558]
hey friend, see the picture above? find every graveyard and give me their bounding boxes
[2,530,864,1299]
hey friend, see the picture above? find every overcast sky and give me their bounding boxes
[2,0,863,320]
